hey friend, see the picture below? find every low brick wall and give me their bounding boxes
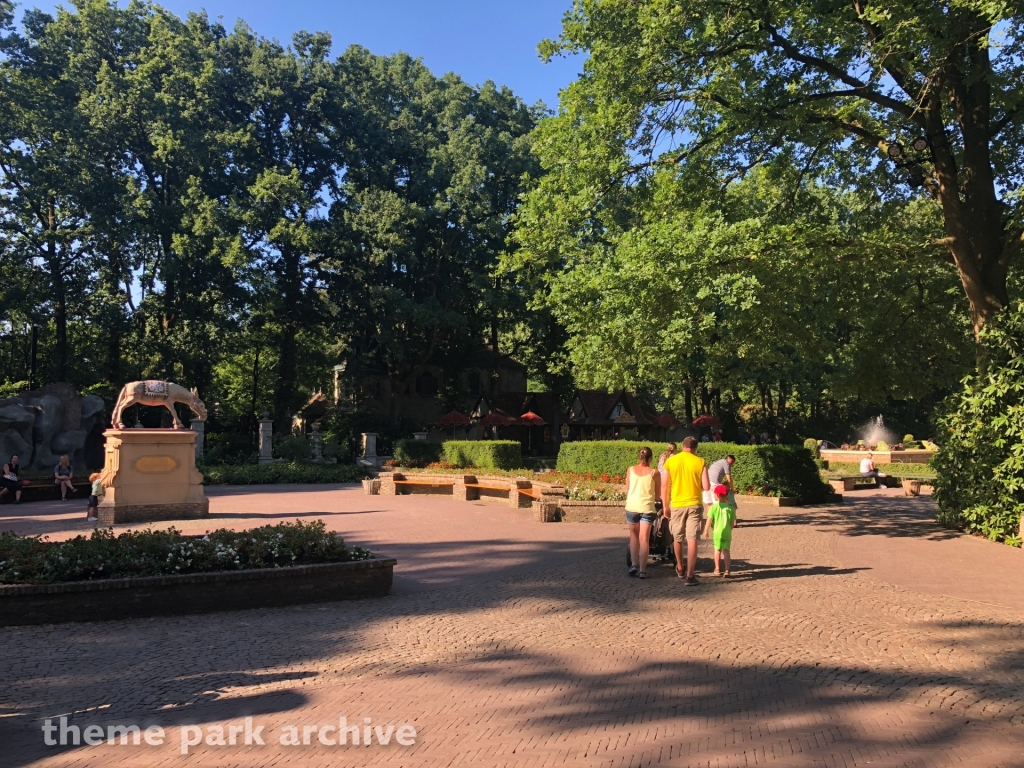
[0,556,396,627]
[558,500,625,524]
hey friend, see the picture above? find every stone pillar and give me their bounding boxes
[258,411,274,465]
[510,479,531,508]
[190,418,206,463]
[361,432,378,461]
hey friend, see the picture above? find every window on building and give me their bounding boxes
[610,403,625,419]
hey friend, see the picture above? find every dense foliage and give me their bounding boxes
[0,521,372,584]
[441,440,522,470]
[392,439,522,469]
[0,0,542,441]
[393,440,445,467]
[933,303,1024,546]
[200,462,367,485]
[504,0,1024,441]
[555,441,829,502]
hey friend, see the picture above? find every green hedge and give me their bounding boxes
[824,461,937,479]
[556,441,831,502]
[442,440,522,470]
[200,462,368,485]
[393,439,444,466]
[392,439,523,469]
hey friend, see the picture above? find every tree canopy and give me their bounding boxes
[0,0,540,441]
[528,0,1024,336]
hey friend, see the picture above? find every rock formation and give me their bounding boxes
[0,383,106,472]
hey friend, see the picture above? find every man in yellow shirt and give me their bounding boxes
[662,436,710,584]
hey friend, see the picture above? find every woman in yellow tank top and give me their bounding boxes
[625,447,661,579]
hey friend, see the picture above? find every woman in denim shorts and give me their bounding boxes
[625,447,661,579]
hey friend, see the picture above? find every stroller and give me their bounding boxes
[627,502,676,568]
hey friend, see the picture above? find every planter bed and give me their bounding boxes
[0,557,396,626]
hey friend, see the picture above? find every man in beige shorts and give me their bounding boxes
[662,436,710,585]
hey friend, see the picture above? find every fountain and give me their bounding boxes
[858,416,897,450]
[819,415,936,465]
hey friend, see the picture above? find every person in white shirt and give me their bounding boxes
[859,453,887,484]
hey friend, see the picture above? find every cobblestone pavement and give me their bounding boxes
[1,488,1023,767]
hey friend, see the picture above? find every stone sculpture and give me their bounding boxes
[0,383,106,471]
[111,381,208,429]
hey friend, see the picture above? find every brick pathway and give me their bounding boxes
[1,487,1023,767]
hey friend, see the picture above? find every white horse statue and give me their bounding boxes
[111,380,208,429]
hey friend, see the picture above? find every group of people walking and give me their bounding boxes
[623,437,737,585]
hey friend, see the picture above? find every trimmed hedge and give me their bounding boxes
[824,461,937,479]
[393,440,444,466]
[556,441,831,503]
[200,462,368,485]
[393,440,523,469]
[442,440,522,470]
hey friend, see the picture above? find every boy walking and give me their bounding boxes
[704,484,736,576]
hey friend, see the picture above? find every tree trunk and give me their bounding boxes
[249,346,261,448]
[684,383,693,423]
[274,248,302,430]
[46,197,68,382]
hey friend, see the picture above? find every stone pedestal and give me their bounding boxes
[97,429,209,525]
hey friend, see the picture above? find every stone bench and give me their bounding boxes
[829,475,900,493]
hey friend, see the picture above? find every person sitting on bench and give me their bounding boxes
[859,453,888,485]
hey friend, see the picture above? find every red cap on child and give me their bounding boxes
[714,484,729,496]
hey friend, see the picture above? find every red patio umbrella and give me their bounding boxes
[691,414,722,428]
[517,411,547,426]
[438,410,471,427]
[517,411,546,451]
[653,413,680,428]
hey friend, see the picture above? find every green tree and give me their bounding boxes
[533,0,1024,337]
[334,48,538,424]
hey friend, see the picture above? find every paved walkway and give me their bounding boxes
[1,486,1023,767]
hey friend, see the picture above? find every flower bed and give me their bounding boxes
[0,521,373,585]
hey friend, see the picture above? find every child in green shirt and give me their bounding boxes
[704,484,736,576]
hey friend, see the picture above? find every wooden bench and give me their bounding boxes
[465,483,511,493]
[2,478,92,504]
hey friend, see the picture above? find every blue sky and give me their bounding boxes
[30,0,583,110]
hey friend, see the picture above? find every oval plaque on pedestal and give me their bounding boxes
[133,456,180,473]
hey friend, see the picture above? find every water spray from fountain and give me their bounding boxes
[858,416,897,449]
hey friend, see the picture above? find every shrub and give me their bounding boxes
[0,521,373,585]
[557,441,672,476]
[556,441,830,502]
[393,439,444,467]
[903,434,915,444]
[875,440,891,451]
[273,434,310,462]
[933,302,1024,547]
[442,440,522,469]
[200,462,367,485]
[803,438,821,458]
